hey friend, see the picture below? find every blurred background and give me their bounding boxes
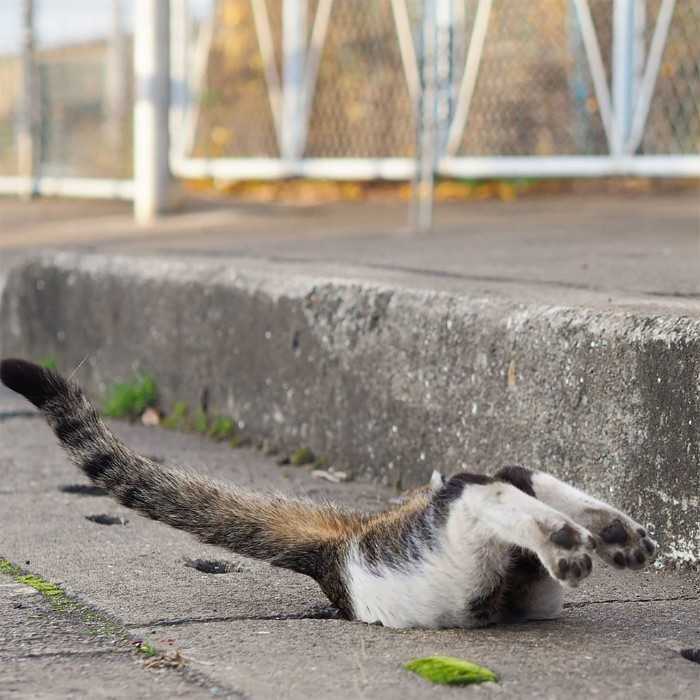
[0,0,697,226]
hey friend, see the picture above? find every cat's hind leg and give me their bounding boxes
[450,477,596,587]
[495,466,658,571]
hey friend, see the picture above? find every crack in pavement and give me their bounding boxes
[130,607,345,629]
[564,594,700,608]
[133,597,700,629]
[0,649,131,660]
[0,410,40,422]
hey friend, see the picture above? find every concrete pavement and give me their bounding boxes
[1,190,700,696]
[1,387,700,698]
[1,191,699,567]
[1,191,698,299]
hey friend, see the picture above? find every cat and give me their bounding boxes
[0,358,657,629]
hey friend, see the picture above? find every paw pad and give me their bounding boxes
[549,523,580,550]
[600,519,629,545]
[595,514,658,570]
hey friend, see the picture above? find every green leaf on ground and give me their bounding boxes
[404,656,498,686]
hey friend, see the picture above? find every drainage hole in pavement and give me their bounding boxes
[85,514,129,526]
[184,558,239,574]
[681,649,700,664]
[60,484,109,496]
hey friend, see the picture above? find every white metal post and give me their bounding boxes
[446,0,492,155]
[627,0,676,153]
[282,0,308,162]
[634,0,646,98]
[251,0,284,148]
[412,0,438,233]
[612,0,637,155]
[297,0,333,157]
[391,0,420,106]
[134,0,170,223]
[435,0,453,156]
[17,0,35,196]
[106,0,128,153]
[170,0,190,154]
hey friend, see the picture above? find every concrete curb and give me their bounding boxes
[1,253,698,565]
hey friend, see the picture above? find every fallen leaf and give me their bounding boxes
[404,656,498,686]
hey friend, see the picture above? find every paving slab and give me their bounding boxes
[131,602,700,700]
[1,413,700,698]
[0,418,389,626]
[0,578,213,699]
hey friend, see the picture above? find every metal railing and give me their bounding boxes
[0,0,698,224]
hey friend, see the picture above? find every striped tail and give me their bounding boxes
[0,359,356,583]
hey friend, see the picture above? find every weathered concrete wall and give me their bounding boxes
[1,253,698,564]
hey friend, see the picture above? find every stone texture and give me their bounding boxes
[2,253,699,564]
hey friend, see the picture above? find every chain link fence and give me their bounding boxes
[454,0,609,156]
[0,1,698,204]
[0,0,134,181]
[38,0,134,179]
[191,1,278,157]
[643,0,700,153]
[0,1,23,175]
[185,0,699,163]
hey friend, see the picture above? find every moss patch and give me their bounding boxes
[208,416,237,441]
[160,400,245,447]
[0,559,21,576]
[161,401,189,430]
[1,560,63,599]
[192,409,209,434]
[404,656,498,686]
[104,375,157,420]
[0,558,129,642]
[137,641,159,657]
[16,574,64,597]
[290,447,315,466]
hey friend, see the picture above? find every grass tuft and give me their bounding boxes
[208,416,237,441]
[137,641,159,657]
[104,375,157,420]
[0,559,21,576]
[404,656,498,686]
[290,447,315,466]
[161,401,189,430]
[38,356,58,371]
[192,409,209,434]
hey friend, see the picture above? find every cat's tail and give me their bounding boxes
[0,359,358,580]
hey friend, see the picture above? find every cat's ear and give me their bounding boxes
[429,470,445,491]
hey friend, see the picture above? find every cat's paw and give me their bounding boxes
[588,511,658,570]
[538,521,596,588]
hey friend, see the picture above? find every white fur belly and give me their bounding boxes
[344,537,506,629]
